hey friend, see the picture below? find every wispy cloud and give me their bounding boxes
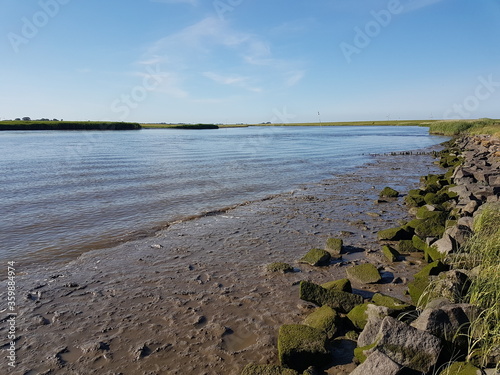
[203,71,262,92]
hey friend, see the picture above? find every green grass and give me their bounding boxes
[447,203,500,370]
[426,119,500,137]
[0,120,141,130]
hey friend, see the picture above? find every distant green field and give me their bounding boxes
[143,123,220,129]
[0,121,142,131]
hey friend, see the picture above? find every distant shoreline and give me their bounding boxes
[0,121,141,131]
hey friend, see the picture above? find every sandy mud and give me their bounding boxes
[1,149,444,375]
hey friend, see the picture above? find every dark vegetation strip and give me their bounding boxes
[0,121,142,131]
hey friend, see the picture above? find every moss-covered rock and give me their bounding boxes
[414,220,446,238]
[346,263,382,284]
[380,187,399,198]
[321,278,352,293]
[404,194,425,207]
[397,239,420,253]
[424,243,446,262]
[267,262,294,273]
[412,235,428,252]
[382,245,400,262]
[346,303,370,330]
[241,364,299,375]
[371,293,412,312]
[414,260,449,279]
[424,192,451,205]
[299,281,364,313]
[325,238,343,255]
[377,227,411,241]
[408,277,431,305]
[353,342,377,363]
[278,324,330,373]
[416,207,448,222]
[303,305,339,339]
[299,249,331,267]
[437,361,483,375]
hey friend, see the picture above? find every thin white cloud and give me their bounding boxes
[401,0,448,13]
[285,70,305,87]
[203,71,262,92]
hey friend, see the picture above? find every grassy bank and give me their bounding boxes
[451,203,500,369]
[0,121,142,131]
[426,119,500,137]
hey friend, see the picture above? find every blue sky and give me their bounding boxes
[1,0,499,124]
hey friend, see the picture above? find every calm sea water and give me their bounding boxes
[0,126,446,264]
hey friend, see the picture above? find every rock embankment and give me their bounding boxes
[242,135,500,375]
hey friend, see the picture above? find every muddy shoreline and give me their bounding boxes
[2,147,446,375]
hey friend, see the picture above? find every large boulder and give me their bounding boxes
[411,303,478,350]
[372,316,443,373]
[346,263,382,284]
[430,234,457,258]
[321,278,352,293]
[349,350,403,375]
[380,187,399,198]
[382,245,400,262]
[377,227,412,241]
[299,281,363,313]
[278,325,330,373]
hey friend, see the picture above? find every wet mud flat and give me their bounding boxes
[2,149,444,375]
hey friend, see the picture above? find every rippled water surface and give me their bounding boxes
[0,126,446,264]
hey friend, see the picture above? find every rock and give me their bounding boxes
[373,316,443,373]
[267,262,294,273]
[411,303,478,350]
[303,305,339,339]
[277,325,330,373]
[437,361,484,375]
[377,227,411,241]
[299,249,331,267]
[325,238,343,255]
[414,219,446,238]
[371,293,412,312]
[299,281,364,313]
[431,234,457,257]
[241,364,299,375]
[357,305,392,347]
[346,263,382,284]
[408,261,449,305]
[347,303,371,330]
[350,350,403,375]
[380,187,399,198]
[381,245,400,262]
[445,225,472,247]
[397,239,419,253]
[462,200,480,215]
[321,278,352,293]
[430,270,471,304]
[457,216,474,230]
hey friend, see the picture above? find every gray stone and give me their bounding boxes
[357,305,391,347]
[431,234,456,257]
[457,216,474,230]
[374,316,443,373]
[445,225,472,247]
[411,303,477,348]
[350,350,403,375]
[462,200,480,215]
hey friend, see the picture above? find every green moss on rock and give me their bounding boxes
[267,262,294,273]
[398,239,420,253]
[325,238,343,255]
[299,281,363,313]
[241,364,299,375]
[438,362,483,375]
[371,293,412,311]
[321,278,352,293]
[346,264,382,284]
[414,260,449,279]
[380,187,399,198]
[408,277,431,305]
[382,245,400,262]
[404,194,425,207]
[278,324,330,373]
[299,248,331,266]
[303,305,339,339]
[353,342,377,363]
[414,220,446,238]
[412,235,428,252]
[377,227,411,241]
[346,303,370,330]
